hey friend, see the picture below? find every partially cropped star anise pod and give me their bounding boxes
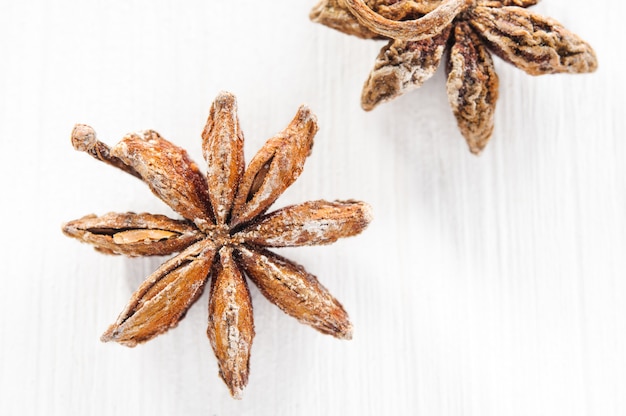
[62,92,372,398]
[311,0,597,154]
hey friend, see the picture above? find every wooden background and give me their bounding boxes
[1,1,623,415]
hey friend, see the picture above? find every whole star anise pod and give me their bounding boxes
[62,92,372,398]
[311,0,598,154]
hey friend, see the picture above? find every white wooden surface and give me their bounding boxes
[1,1,624,415]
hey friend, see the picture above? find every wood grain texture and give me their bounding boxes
[0,1,624,415]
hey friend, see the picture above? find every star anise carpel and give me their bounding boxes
[311,0,598,154]
[62,92,372,398]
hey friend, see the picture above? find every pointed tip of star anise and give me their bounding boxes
[100,323,140,347]
[71,124,98,152]
[338,322,354,340]
[100,326,130,345]
[469,145,485,156]
[230,386,244,400]
[214,90,236,106]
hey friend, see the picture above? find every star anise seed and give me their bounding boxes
[62,92,372,398]
[311,0,597,154]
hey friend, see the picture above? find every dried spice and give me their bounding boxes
[63,92,372,398]
[311,0,598,154]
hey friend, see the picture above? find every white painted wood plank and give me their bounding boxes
[0,1,623,415]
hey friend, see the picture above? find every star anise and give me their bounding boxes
[311,0,598,154]
[62,92,372,398]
